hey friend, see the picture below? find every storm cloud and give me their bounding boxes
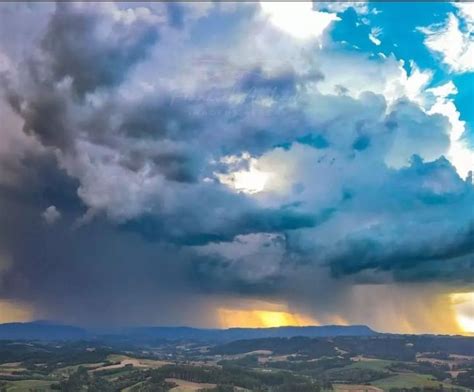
[0,2,472,332]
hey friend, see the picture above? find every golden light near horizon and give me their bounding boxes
[0,300,33,323]
[218,308,317,328]
[450,292,474,334]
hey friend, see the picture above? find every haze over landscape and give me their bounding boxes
[0,1,473,338]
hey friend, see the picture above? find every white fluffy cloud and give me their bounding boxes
[427,81,474,180]
[421,4,474,73]
[42,205,61,224]
[260,2,338,40]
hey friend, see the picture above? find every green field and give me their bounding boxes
[346,359,395,372]
[2,379,54,392]
[51,362,106,378]
[372,373,464,391]
[0,336,472,392]
[121,380,146,392]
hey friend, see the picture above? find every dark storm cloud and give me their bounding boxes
[238,66,324,98]
[121,206,330,246]
[119,99,200,141]
[239,67,298,96]
[288,156,474,282]
[1,2,161,150]
[190,256,285,296]
[3,154,82,214]
[0,1,473,327]
[0,158,215,325]
[5,81,75,150]
[149,150,200,183]
[329,222,474,279]
[392,255,474,283]
[42,3,159,97]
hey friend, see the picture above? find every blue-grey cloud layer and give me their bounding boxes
[0,2,472,326]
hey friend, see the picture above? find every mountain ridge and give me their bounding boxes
[0,321,377,341]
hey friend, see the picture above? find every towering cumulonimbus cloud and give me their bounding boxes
[0,2,472,332]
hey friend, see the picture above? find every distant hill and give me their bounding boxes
[122,325,377,342]
[210,334,474,359]
[0,321,376,341]
[0,321,88,340]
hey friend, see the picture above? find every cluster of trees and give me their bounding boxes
[389,362,450,381]
[212,337,337,358]
[389,388,466,392]
[51,367,176,392]
[49,363,331,392]
[212,335,474,363]
[133,364,328,392]
[326,367,391,384]
[50,367,114,392]
[451,361,474,371]
[200,383,323,392]
[456,368,474,388]
[333,337,416,362]
[268,356,351,374]
[0,341,112,374]
[404,337,474,357]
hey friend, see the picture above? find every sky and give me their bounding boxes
[0,1,473,335]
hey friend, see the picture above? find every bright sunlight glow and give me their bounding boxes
[451,292,474,334]
[216,155,272,194]
[260,2,338,40]
[218,308,317,328]
[232,167,270,194]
